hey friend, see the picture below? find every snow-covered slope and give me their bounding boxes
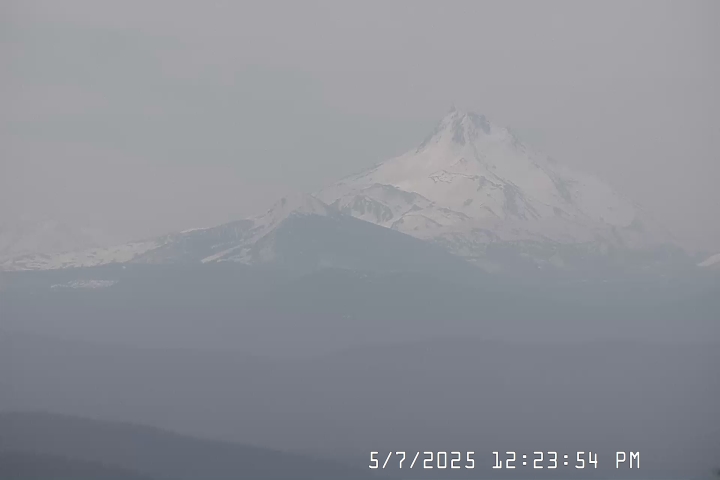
[317,107,675,264]
[0,194,332,271]
[0,192,472,274]
[698,253,720,269]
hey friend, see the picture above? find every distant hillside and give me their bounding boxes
[2,334,719,479]
[0,412,374,480]
[0,452,157,480]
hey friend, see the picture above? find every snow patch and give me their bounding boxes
[51,279,118,289]
[698,253,720,268]
[1,241,161,271]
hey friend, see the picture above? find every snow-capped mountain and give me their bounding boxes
[317,107,676,265]
[1,108,684,273]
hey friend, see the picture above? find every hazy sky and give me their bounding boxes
[2,0,718,250]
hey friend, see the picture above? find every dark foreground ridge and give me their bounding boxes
[0,452,157,480]
[0,412,375,480]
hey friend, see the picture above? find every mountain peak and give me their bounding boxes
[316,105,672,261]
[421,108,497,148]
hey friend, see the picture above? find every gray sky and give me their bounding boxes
[2,0,718,251]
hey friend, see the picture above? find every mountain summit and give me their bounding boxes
[317,108,674,266]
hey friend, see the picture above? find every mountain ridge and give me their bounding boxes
[0,108,686,272]
[0,193,473,275]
